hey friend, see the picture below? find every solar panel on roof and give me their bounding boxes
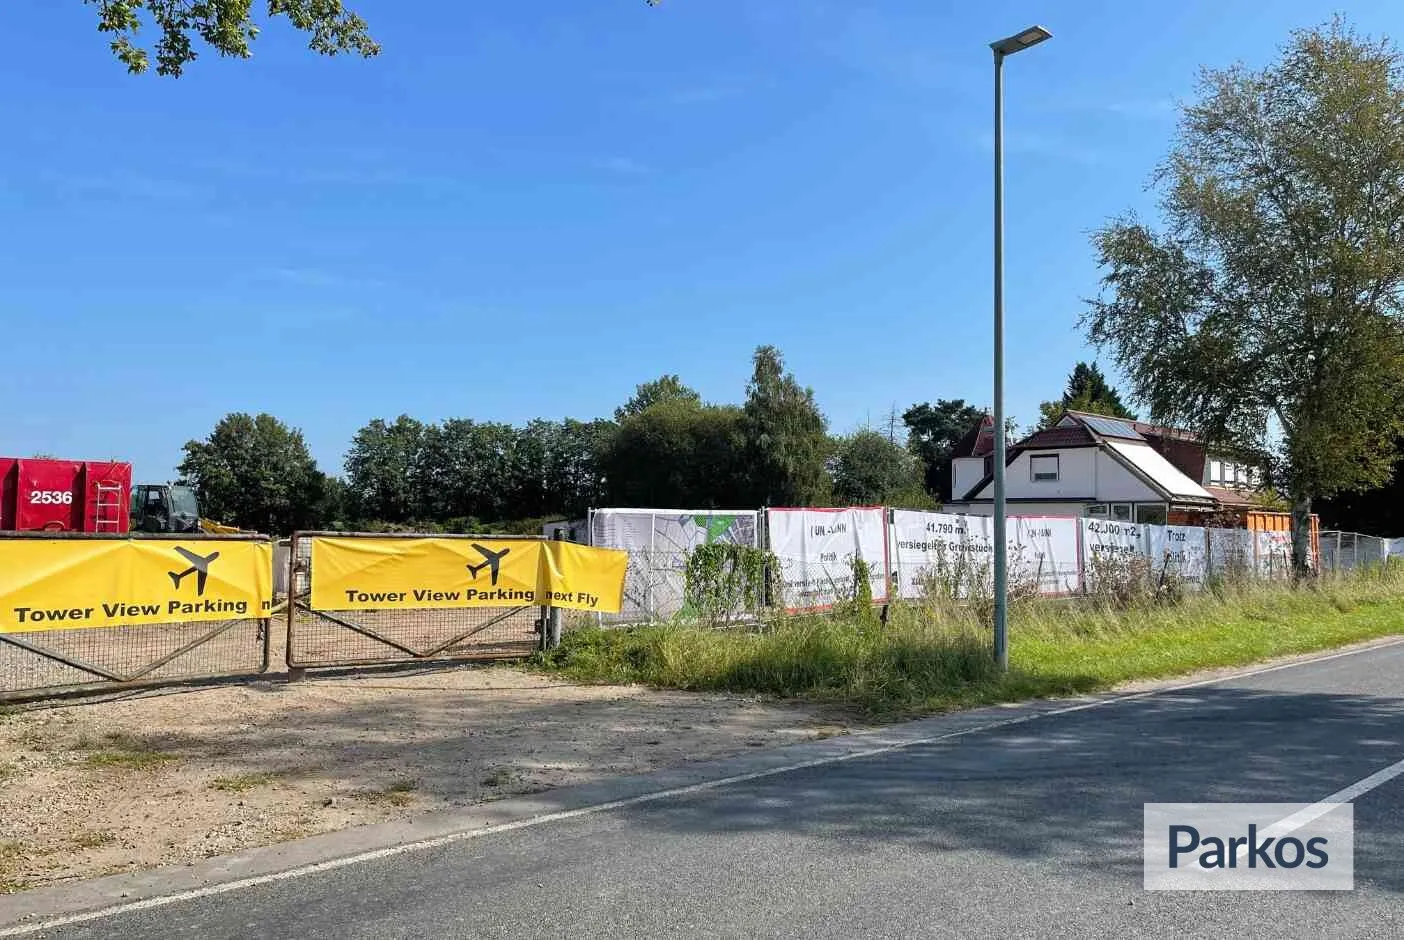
[1081,415,1144,440]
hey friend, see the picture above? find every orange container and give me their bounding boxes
[1245,511,1320,568]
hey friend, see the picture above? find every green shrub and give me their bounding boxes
[683,543,779,626]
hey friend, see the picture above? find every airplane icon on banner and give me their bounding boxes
[466,544,510,586]
[169,546,220,596]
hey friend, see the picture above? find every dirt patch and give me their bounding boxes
[0,667,861,893]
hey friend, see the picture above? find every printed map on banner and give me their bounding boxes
[589,510,759,621]
[767,508,888,612]
[0,539,273,633]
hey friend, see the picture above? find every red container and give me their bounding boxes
[0,458,132,533]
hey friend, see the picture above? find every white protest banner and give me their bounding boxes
[1207,528,1255,576]
[1148,525,1209,585]
[1255,529,1293,579]
[767,507,889,612]
[890,512,1078,598]
[1080,518,1150,587]
[1010,516,1082,596]
[890,511,991,600]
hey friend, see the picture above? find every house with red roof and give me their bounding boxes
[944,411,1268,525]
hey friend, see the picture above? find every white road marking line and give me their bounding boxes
[1220,753,1404,867]
[4,636,1403,937]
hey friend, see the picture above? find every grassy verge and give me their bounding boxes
[534,566,1404,718]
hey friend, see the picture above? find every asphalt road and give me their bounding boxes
[16,642,1404,938]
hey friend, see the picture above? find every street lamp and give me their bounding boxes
[990,24,1051,672]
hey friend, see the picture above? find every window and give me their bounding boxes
[1111,504,1133,522]
[1209,460,1223,484]
[1136,504,1168,525]
[1030,454,1059,482]
[1086,505,1109,518]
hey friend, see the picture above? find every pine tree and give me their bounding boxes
[1038,362,1138,429]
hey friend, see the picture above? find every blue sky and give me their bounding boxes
[2,0,1400,482]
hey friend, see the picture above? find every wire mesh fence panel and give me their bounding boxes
[0,532,274,699]
[286,533,541,670]
[287,607,538,667]
[1,619,269,698]
[598,549,689,624]
[1320,531,1392,572]
[588,509,762,625]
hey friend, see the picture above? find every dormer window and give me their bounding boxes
[1030,454,1060,482]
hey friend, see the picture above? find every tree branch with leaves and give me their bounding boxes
[85,0,379,76]
[1085,18,1404,575]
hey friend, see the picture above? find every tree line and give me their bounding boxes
[177,346,994,535]
[176,342,1404,539]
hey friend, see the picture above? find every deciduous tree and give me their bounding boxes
[830,431,931,507]
[1085,19,1404,574]
[614,375,702,422]
[344,415,426,525]
[83,0,379,76]
[178,412,328,534]
[902,399,985,502]
[601,402,747,508]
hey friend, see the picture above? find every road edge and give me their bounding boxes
[3,632,1402,932]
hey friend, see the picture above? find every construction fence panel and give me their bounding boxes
[766,507,890,613]
[286,532,544,670]
[1320,531,1394,572]
[581,506,1398,625]
[0,532,273,699]
[1148,524,1210,585]
[1255,529,1294,580]
[588,509,760,623]
[889,511,1078,599]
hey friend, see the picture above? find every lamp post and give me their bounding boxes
[990,24,1051,672]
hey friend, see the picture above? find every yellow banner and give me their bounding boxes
[309,537,628,613]
[540,540,629,613]
[0,539,274,633]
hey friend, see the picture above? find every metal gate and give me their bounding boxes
[285,531,544,674]
[0,532,272,700]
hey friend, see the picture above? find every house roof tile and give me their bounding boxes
[1018,426,1096,449]
[952,416,995,458]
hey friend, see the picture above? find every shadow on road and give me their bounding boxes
[599,686,1404,893]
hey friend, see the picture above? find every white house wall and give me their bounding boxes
[948,502,1085,518]
[952,457,986,500]
[971,448,1098,501]
[1093,450,1161,502]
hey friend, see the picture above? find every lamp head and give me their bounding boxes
[991,25,1052,57]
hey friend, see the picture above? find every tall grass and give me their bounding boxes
[536,565,1404,717]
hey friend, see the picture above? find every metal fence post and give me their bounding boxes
[547,530,565,649]
[286,532,306,682]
